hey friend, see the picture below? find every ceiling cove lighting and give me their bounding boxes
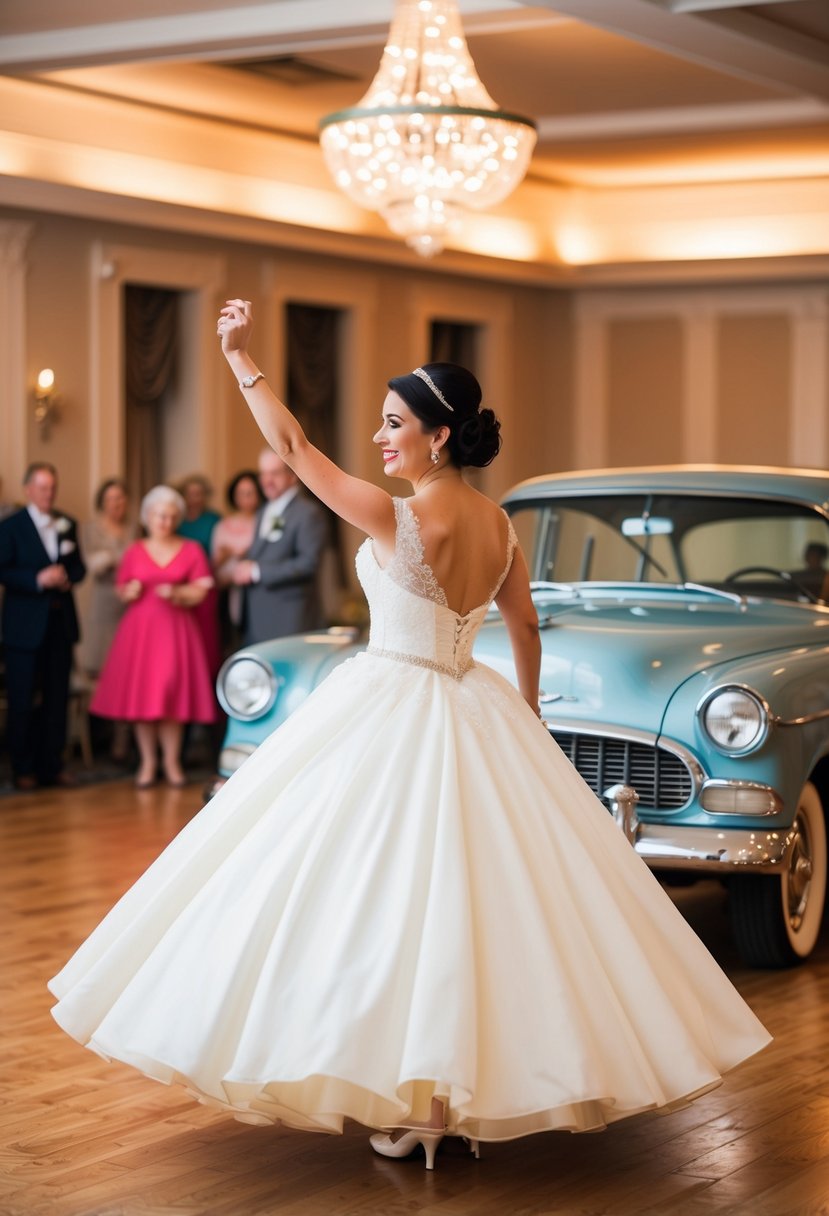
[319,0,537,257]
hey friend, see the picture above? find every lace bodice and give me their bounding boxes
[355,497,516,678]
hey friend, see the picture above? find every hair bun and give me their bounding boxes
[454,407,501,468]
[387,362,502,469]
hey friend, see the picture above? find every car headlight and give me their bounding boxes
[217,654,279,720]
[698,685,769,755]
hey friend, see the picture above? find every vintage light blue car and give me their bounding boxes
[216,467,829,969]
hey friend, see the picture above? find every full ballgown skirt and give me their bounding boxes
[50,499,770,1141]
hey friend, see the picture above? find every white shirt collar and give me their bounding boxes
[28,504,58,560]
[28,504,55,529]
[264,486,299,518]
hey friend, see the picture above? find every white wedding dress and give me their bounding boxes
[49,498,770,1142]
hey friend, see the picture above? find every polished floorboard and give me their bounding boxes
[2,779,828,1216]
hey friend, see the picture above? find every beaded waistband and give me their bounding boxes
[366,645,474,681]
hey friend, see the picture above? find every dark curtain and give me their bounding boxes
[124,286,179,498]
[430,320,478,372]
[286,304,340,457]
[285,303,346,595]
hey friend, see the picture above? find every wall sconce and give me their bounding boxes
[34,368,58,437]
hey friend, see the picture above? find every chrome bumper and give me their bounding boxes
[634,823,795,873]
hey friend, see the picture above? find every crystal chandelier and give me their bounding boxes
[319,0,537,257]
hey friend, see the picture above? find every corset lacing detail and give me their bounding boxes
[360,500,517,681]
[365,646,476,680]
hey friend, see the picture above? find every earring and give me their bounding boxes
[430,450,440,465]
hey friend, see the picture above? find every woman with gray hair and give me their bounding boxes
[90,484,217,787]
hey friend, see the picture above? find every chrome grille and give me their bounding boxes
[548,729,693,810]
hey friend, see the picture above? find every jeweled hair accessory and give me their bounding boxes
[412,367,454,413]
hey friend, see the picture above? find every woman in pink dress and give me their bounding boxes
[91,485,217,788]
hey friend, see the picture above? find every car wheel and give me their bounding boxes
[729,780,827,968]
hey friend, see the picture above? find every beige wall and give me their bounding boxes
[573,284,829,471]
[510,291,574,484]
[3,203,827,538]
[716,314,791,465]
[607,317,683,467]
[0,206,563,523]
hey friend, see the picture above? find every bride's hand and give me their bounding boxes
[217,299,253,353]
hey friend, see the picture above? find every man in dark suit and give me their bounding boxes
[233,448,328,645]
[0,462,86,789]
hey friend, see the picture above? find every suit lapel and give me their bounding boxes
[248,506,270,558]
[20,509,52,564]
[251,496,299,556]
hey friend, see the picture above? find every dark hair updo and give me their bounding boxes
[387,362,502,468]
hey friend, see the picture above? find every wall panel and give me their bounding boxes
[607,317,683,467]
[574,285,829,471]
[716,314,790,465]
[0,205,560,524]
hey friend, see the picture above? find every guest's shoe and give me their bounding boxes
[163,771,187,789]
[54,771,78,788]
[369,1129,443,1170]
[13,775,38,792]
[134,768,156,790]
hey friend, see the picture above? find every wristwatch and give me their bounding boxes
[239,372,265,389]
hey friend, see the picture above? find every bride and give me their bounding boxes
[49,299,770,1171]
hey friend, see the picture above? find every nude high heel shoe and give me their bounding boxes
[369,1129,443,1170]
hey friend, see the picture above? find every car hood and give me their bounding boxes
[473,594,829,733]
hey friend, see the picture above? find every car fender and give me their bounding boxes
[660,645,829,820]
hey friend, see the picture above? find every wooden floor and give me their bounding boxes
[2,781,829,1216]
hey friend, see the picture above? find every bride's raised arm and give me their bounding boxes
[218,298,394,541]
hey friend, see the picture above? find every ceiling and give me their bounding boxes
[0,0,827,278]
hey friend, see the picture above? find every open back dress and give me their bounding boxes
[50,497,770,1142]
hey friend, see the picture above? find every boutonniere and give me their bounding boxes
[267,515,286,541]
[54,516,72,535]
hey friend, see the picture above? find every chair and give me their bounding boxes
[66,669,94,768]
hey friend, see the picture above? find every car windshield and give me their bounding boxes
[509,494,829,600]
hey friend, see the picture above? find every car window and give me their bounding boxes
[681,517,826,584]
[510,494,829,597]
[513,495,681,584]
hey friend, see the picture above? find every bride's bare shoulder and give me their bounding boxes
[416,481,497,513]
[413,484,505,547]
[469,483,504,513]
[458,484,508,530]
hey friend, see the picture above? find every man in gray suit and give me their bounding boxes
[233,448,328,644]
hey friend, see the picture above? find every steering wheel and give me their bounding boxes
[723,565,792,584]
[721,565,822,602]
[724,564,821,603]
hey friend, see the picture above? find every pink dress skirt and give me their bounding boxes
[91,540,217,724]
